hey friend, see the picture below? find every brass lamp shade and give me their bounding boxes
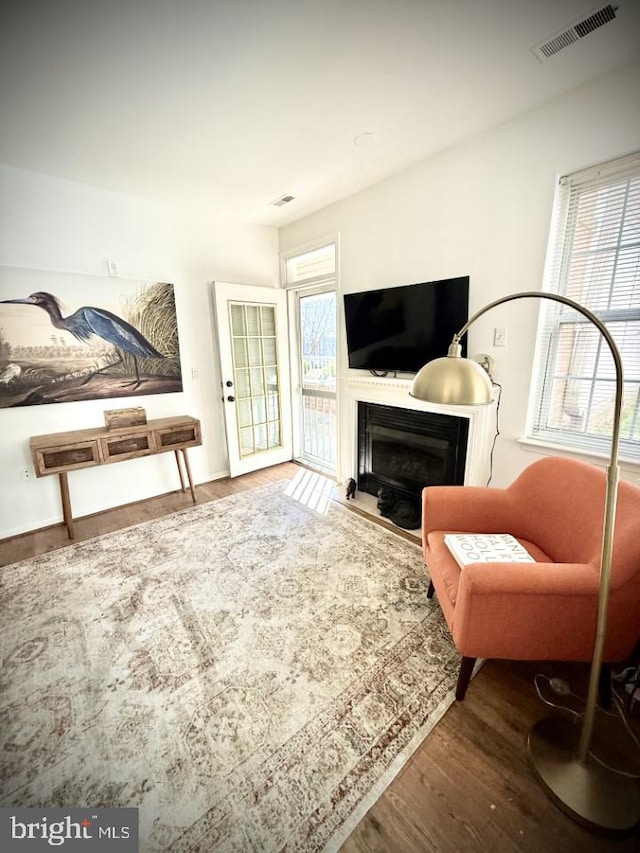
[410,348,493,405]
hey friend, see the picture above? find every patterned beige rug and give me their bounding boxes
[0,473,462,851]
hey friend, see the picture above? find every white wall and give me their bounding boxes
[279,60,640,489]
[0,166,279,538]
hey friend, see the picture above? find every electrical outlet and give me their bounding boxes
[21,466,32,481]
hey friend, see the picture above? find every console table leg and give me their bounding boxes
[58,471,75,539]
[174,450,187,492]
[181,448,197,503]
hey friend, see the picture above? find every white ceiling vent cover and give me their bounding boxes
[269,194,295,207]
[531,3,618,61]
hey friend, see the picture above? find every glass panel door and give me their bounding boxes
[213,281,292,477]
[230,302,282,457]
[298,290,337,473]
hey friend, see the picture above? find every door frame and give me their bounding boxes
[280,236,340,471]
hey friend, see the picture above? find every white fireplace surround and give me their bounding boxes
[339,375,496,488]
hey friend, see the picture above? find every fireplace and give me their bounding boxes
[357,402,468,511]
[342,376,493,517]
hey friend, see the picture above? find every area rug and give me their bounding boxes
[0,474,463,851]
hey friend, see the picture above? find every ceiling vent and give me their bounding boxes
[269,194,295,207]
[531,3,618,61]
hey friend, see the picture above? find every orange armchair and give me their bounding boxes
[422,456,640,700]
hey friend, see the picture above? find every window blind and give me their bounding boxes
[284,244,336,286]
[527,151,640,462]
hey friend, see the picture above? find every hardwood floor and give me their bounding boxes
[343,658,640,853]
[0,462,299,567]
[1,462,639,851]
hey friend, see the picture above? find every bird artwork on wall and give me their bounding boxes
[2,291,165,387]
[0,269,183,408]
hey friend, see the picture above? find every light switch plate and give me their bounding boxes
[494,327,507,347]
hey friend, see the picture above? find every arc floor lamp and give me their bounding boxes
[410,290,640,834]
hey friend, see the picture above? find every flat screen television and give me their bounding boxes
[344,276,469,373]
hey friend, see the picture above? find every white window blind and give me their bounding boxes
[284,244,335,286]
[527,151,640,462]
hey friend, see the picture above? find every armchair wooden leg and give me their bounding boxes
[455,656,476,701]
[427,579,435,599]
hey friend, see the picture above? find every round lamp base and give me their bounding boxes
[528,716,640,835]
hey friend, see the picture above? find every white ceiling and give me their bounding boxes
[1,0,639,228]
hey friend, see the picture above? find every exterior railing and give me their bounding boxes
[301,391,337,470]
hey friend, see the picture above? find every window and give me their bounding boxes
[527,152,640,462]
[283,243,336,286]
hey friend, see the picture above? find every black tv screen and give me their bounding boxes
[344,276,469,373]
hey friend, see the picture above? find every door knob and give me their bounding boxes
[227,395,235,402]
[226,380,233,387]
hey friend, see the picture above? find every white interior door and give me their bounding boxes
[213,281,292,477]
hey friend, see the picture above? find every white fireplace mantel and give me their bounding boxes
[339,374,496,487]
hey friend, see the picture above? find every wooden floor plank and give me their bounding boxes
[343,659,640,853]
[0,462,298,567]
[1,461,639,850]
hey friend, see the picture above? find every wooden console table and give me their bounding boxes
[30,415,202,539]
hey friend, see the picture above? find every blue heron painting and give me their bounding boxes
[0,276,182,407]
[1,291,165,385]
